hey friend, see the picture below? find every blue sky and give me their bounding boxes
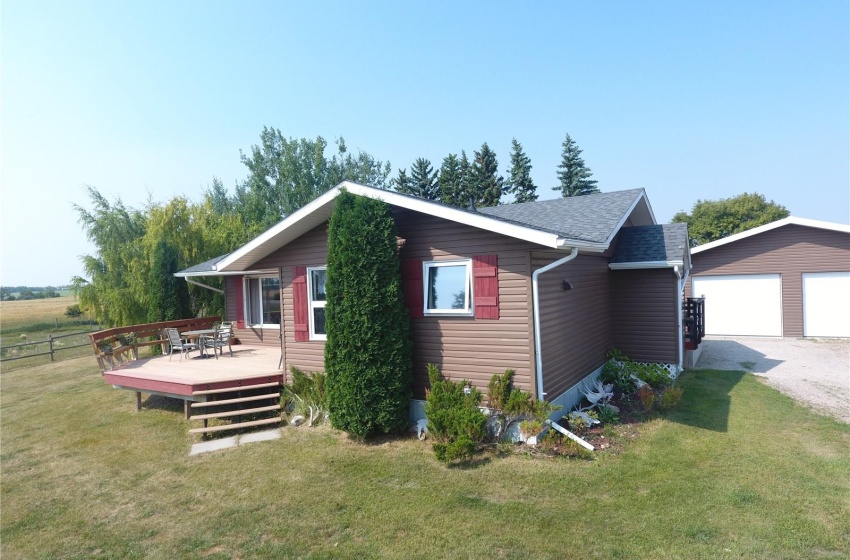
[2,1,848,286]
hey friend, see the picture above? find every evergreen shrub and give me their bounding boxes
[424,364,487,463]
[324,191,413,439]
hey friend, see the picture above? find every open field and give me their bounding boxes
[0,295,86,331]
[2,357,848,559]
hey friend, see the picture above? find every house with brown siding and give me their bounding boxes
[686,217,850,338]
[177,182,691,419]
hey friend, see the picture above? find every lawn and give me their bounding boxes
[1,357,848,559]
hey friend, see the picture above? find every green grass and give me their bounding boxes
[2,359,849,559]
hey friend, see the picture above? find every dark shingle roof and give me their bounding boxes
[477,189,645,244]
[176,253,230,275]
[610,223,689,264]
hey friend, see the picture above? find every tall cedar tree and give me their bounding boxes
[324,191,413,439]
[438,153,463,206]
[409,158,440,200]
[506,138,538,203]
[672,192,790,246]
[471,143,504,207]
[147,239,191,322]
[392,168,413,195]
[555,133,599,197]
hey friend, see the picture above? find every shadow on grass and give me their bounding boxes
[141,395,184,413]
[669,370,746,433]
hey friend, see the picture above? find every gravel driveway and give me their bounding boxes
[696,336,850,423]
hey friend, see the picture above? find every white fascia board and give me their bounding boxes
[217,181,579,272]
[691,216,850,254]
[174,269,277,278]
[609,260,683,270]
[602,190,657,247]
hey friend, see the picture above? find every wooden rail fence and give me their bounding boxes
[0,330,96,363]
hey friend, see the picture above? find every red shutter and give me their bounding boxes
[401,259,424,318]
[473,254,499,320]
[234,277,245,329]
[292,266,309,342]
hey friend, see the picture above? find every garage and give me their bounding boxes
[687,217,850,338]
[803,272,850,337]
[692,274,782,336]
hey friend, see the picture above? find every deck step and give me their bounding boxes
[190,392,280,408]
[190,404,281,421]
[192,381,281,396]
[188,416,281,434]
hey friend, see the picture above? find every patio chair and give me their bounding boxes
[202,324,233,359]
[164,328,198,361]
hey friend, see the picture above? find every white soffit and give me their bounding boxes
[609,260,683,270]
[691,217,850,254]
[217,182,582,272]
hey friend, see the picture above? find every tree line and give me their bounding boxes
[1,286,62,301]
[72,127,599,327]
[392,134,598,207]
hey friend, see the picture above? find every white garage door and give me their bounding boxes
[803,272,850,337]
[692,274,782,336]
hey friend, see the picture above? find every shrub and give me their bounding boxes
[283,367,328,425]
[486,369,561,442]
[637,385,655,412]
[324,191,413,439]
[600,358,633,393]
[658,386,684,410]
[596,404,620,425]
[567,410,599,435]
[424,364,487,464]
[64,304,83,318]
[631,362,673,388]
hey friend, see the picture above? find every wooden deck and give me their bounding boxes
[102,345,283,400]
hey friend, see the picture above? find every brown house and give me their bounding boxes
[177,182,691,419]
[686,217,850,338]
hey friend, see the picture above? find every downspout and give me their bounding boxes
[674,265,690,372]
[532,247,579,400]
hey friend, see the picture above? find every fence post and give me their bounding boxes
[48,335,54,362]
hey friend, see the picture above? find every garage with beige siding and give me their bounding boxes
[688,217,850,338]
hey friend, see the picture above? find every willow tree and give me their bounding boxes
[324,190,412,439]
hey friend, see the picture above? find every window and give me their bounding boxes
[245,276,281,327]
[307,267,327,340]
[423,260,472,315]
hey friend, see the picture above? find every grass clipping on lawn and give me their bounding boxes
[2,357,849,559]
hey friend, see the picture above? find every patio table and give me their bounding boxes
[180,329,217,358]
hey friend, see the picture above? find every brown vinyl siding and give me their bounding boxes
[253,225,330,374]
[395,209,538,399]
[532,252,614,400]
[687,225,850,337]
[224,276,280,347]
[612,269,678,363]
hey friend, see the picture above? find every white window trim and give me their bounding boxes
[307,266,328,341]
[423,259,474,316]
[243,275,281,329]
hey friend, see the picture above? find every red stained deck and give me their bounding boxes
[102,345,283,399]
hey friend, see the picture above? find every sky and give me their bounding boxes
[2,0,848,287]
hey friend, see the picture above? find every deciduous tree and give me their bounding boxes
[672,193,790,246]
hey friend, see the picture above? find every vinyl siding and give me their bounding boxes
[612,269,678,363]
[224,276,280,347]
[252,225,330,374]
[532,252,614,400]
[395,209,537,398]
[687,225,850,337]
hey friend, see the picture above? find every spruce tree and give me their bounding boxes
[409,158,439,200]
[392,168,414,195]
[325,191,413,439]
[555,133,599,197]
[472,142,504,207]
[147,239,191,323]
[438,153,462,206]
[506,138,538,203]
[458,150,473,207]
